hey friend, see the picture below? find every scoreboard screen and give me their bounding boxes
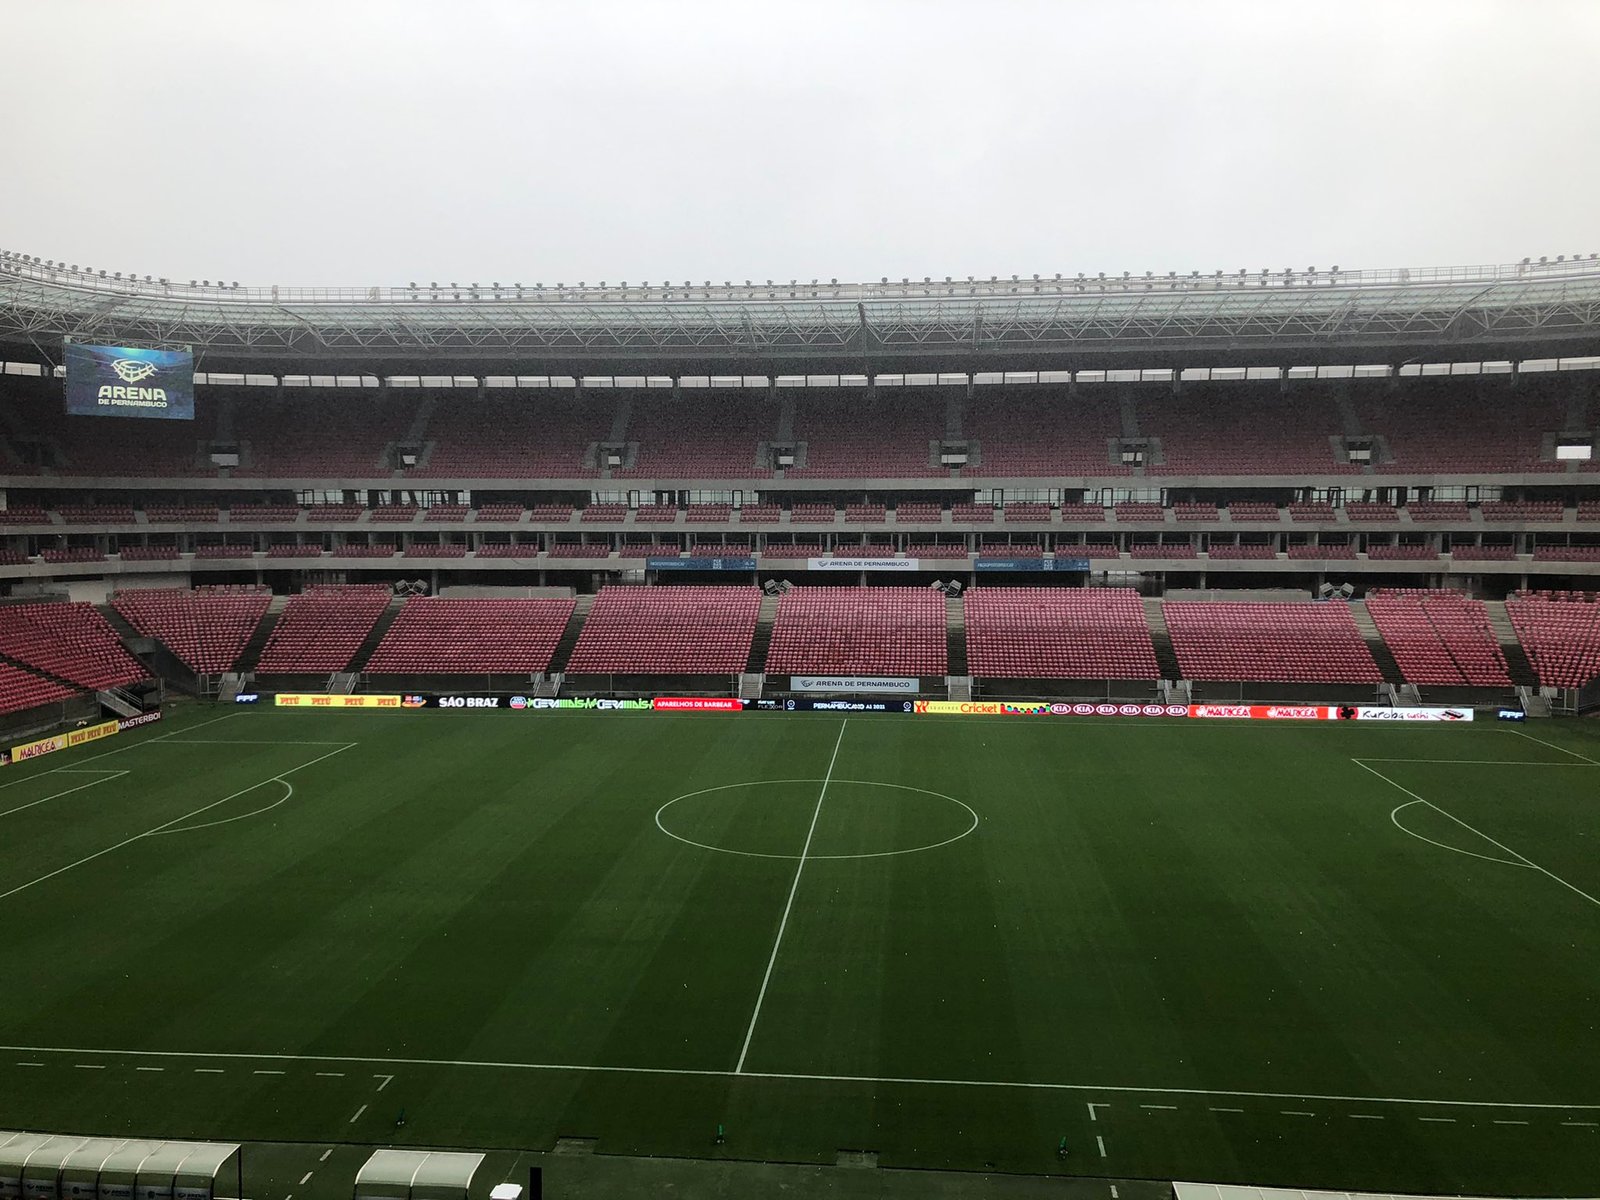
[64,341,194,420]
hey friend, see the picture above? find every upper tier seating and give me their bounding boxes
[0,602,147,688]
[760,542,822,558]
[1286,543,1357,559]
[229,504,301,523]
[1,386,216,476]
[255,586,391,673]
[906,542,969,559]
[1367,544,1440,560]
[1207,544,1278,559]
[1406,502,1471,521]
[766,587,946,675]
[194,543,255,558]
[789,393,945,477]
[113,588,271,674]
[1346,503,1399,521]
[1163,600,1381,683]
[365,597,575,674]
[422,504,469,522]
[307,504,363,522]
[120,546,181,561]
[233,392,418,476]
[739,504,782,523]
[41,547,106,563]
[1174,503,1220,521]
[634,504,678,523]
[981,542,1043,558]
[1140,389,1355,475]
[895,502,942,523]
[1507,594,1600,687]
[481,503,531,521]
[1113,502,1164,522]
[146,505,221,523]
[1364,590,1509,686]
[846,503,888,523]
[61,505,134,524]
[1002,503,1051,522]
[0,507,48,524]
[615,396,776,477]
[1227,502,1280,521]
[1449,544,1517,560]
[686,504,733,523]
[370,506,420,523]
[474,542,539,558]
[1288,502,1336,521]
[1058,503,1105,521]
[959,391,1127,476]
[417,394,615,478]
[565,585,760,673]
[964,586,1159,679]
[1481,501,1564,521]
[1533,545,1600,562]
[0,661,80,716]
[1353,377,1568,473]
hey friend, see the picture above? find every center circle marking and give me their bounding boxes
[654,778,979,860]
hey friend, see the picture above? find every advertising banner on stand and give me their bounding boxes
[792,676,918,694]
[807,558,921,572]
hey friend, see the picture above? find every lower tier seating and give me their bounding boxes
[1507,594,1600,688]
[366,596,575,674]
[1164,600,1381,683]
[113,588,272,674]
[1364,590,1509,686]
[964,587,1159,679]
[565,585,760,673]
[0,662,80,715]
[256,586,391,673]
[766,587,946,676]
[0,602,147,689]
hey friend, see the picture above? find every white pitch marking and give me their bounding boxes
[318,1151,332,1163]
[1096,1135,1107,1158]
[1209,1107,1244,1113]
[0,712,240,791]
[1418,1117,1457,1123]
[16,1061,43,1067]
[1281,1110,1315,1117]
[316,1071,346,1078]
[348,1104,367,1124]
[1562,1120,1600,1127]
[297,1175,312,1187]
[1086,1102,1106,1122]
[373,1073,394,1091]
[162,740,352,746]
[74,1064,104,1070]
[1349,1114,1383,1120]
[1493,1119,1530,1125]
[1355,759,1600,910]
[1507,728,1600,765]
[136,1066,164,1072]
[1359,758,1597,766]
[195,1068,224,1074]
[1141,1104,1177,1110]
[0,771,129,819]
[734,719,848,1074]
[254,1069,286,1076]
[0,743,356,903]
[1389,801,1531,869]
[4,1043,1597,1111]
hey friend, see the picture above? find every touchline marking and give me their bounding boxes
[3,1043,1596,1111]
[1493,1119,1530,1126]
[1354,759,1600,910]
[318,1151,333,1163]
[194,1068,224,1074]
[1349,1114,1383,1120]
[1507,728,1600,765]
[1141,1104,1177,1110]
[1095,1135,1106,1158]
[1360,758,1597,766]
[734,719,848,1074]
[0,743,355,904]
[1281,1110,1315,1117]
[0,771,129,820]
[316,1071,346,1077]
[254,1070,285,1076]
[1209,1107,1243,1114]
[348,1104,367,1124]
[297,1174,312,1187]
[1418,1117,1456,1123]
[16,1062,42,1067]
[136,1067,163,1073]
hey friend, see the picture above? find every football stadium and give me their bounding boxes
[3,5,1600,1199]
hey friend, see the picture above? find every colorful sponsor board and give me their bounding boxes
[914,700,1189,718]
[1189,704,1339,720]
[1496,708,1528,721]
[116,710,164,732]
[792,675,918,694]
[10,718,120,763]
[1351,706,1474,722]
[758,698,916,713]
[652,697,744,712]
[274,693,408,708]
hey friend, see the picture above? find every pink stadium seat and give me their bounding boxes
[1365,589,1510,686]
[114,588,271,674]
[366,596,575,674]
[965,587,1159,679]
[1164,600,1381,683]
[0,602,148,689]
[0,661,80,715]
[255,586,390,673]
[766,587,946,675]
[566,585,760,673]
[1509,594,1600,687]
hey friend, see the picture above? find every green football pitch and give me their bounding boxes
[2,704,1599,1196]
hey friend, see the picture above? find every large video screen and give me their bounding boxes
[64,341,194,420]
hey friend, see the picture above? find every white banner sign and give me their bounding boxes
[1354,706,1475,722]
[792,675,920,694]
[807,557,921,572]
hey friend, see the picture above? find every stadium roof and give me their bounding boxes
[3,252,1600,377]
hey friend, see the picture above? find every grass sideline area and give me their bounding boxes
[2,703,1598,1195]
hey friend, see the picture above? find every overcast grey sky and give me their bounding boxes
[1,0,1595,287]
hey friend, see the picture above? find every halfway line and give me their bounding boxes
[734,718,848,1073]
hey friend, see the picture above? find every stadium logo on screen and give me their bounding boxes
[112,358,159,384]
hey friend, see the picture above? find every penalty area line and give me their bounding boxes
[2,1043,1596,1112]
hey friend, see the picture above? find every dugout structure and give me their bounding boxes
[0,1133,241,1200]
[352,1151,483,1200]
